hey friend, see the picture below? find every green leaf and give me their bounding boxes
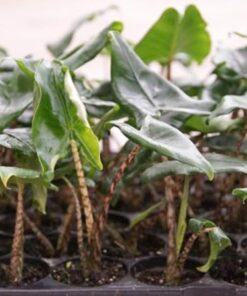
[109,32,213,126]
[130,199,166,229]
[214,46,247,78]
[63,21,123,71]
[232,188,247,202]
[47,5,117,57]
[0,63,33,131]
[142,152,247,182]
[205,134,247,155]
[210,94,247,117]
[188,218,231,272]
[183,115,244,133]
[64,69,102,170]
[0,166,40,187]
[113,116,214,180]
[31,182,47,214]
[206,153,247,174]
[93,103,120,138]
[142,161,200,183]
[135,5,211,64]
[0,128,34,156]
[33,61,102,177]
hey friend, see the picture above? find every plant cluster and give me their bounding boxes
[0,4,246,287]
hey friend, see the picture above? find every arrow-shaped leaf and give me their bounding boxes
[113,116,214,180]
[109,32,213,126]
[135,5,211,64]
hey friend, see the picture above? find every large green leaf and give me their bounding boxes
[135,5,211,64]
[47,5,117,57]
[142,152,247,182]
[210,94,247,117]
[110,32,213,126]
[113,116,214,180]
[33,61,102,177]
[188,218,231,272]
[232,188,247,202]
[62,22,123,71]
[0,166,40,187]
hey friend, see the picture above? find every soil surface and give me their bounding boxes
[51,259,126,286]
[0,259,49,287]
[210,251,247,286]
[134,267,202,286]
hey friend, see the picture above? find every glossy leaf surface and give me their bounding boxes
[33,61,102,177]
[110,32,213,125]
[113,116,214,180]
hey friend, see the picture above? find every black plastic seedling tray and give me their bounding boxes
[0,255,246,296]
[0,211,246,295]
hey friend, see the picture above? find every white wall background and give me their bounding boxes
[0,0,246,61]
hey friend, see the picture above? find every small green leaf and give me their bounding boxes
[63,21,123,71]
[135,5,211,64]
[232,188,247,202]
[198,227,231,272]
[113,116,214,180]
[31,183,47,214]
[188,218,231,272]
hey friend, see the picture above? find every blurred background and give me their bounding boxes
[1,0,246,80]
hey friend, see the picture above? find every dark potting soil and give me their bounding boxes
[0,260,49,287]
[51,259,126,287]
[134,267,202,286]
[210,251,247,286]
